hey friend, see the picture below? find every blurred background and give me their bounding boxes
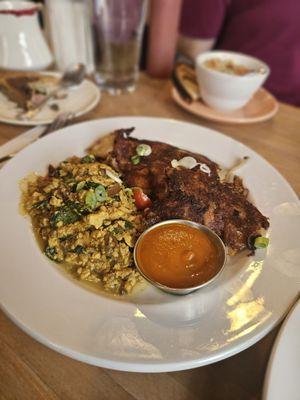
[0,0,299,105]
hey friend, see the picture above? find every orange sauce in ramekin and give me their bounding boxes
[135,223,223,289]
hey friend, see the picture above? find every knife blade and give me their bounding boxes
[0,125,46,159]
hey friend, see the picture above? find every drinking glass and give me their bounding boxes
[93,0,148,94]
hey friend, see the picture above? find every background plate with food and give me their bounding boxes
[0,117,298,372]
[0,71,100,126]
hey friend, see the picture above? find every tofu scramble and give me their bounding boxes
[21,154,145,295]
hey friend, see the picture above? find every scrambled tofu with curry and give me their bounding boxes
[21,155,144,295]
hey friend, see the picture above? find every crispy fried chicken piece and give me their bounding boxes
[90,128,269,254]
[111,128,219,197]
[146,167,269,253]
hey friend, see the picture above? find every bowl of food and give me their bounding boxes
[134,219,227,295]
[195,51,270,112]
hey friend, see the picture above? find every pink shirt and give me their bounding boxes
[180,0,300,106]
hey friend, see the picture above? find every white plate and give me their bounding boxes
[0,117,299,372]
[0,72,100,126]
[263,299,300,400]
[172,86,279,124]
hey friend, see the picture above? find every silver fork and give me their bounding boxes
[0,112,75,164]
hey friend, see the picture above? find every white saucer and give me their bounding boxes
[172,86,279,124]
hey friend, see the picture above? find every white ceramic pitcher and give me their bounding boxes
[0,1,53,70]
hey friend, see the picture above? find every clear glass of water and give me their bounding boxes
[93,0,148,95]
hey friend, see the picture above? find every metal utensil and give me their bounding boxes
[0,112,74,164]
[60,63,87,87]
[20,63,86,119]
[134,219,227,295]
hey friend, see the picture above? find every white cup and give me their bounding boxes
[195,51,270,112]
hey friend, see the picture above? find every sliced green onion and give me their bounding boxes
[94,184,107,202]
[254,236,269,249]
[76,181,86,191]
[131,155,141,165]
[124,188,133,197]
[85,190,97,210]
[136,144,152,156]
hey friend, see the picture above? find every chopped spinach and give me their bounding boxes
[85,181,99,189]
[70,183,78,193]
[31,199,48,210]
[81,154,95,164]
[62,171,74,184]
[45,246,58,261]
[74,245,85,254]
[50,205,81,227]
[124,220,133,229]
[59,234,75,242]
[113,226,124,235]
[66,200,84,213]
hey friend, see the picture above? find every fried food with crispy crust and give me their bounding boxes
[90,128,269,253]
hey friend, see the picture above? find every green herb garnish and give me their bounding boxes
[85,190,98,210]
[136,144,152,156]
[131,155,141,165]
[81,154,95,164]
[254,236,269,249]
[59,234,75,242]
[124,188,133,197]
[45,246,59,261]
[76,181,86,191]
[124,220,133,229]
[95,185,107,202]
[74,245,85,254]
[50,206,81,227]
[31,199,48,210]
[113,226,124,235]
[85,181,100,189]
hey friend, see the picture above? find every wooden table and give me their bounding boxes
[0,74,299,400]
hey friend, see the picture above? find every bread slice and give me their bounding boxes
[0,71,59,111]
[172,63,200,103]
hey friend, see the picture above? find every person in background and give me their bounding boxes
[178,0,300,106]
